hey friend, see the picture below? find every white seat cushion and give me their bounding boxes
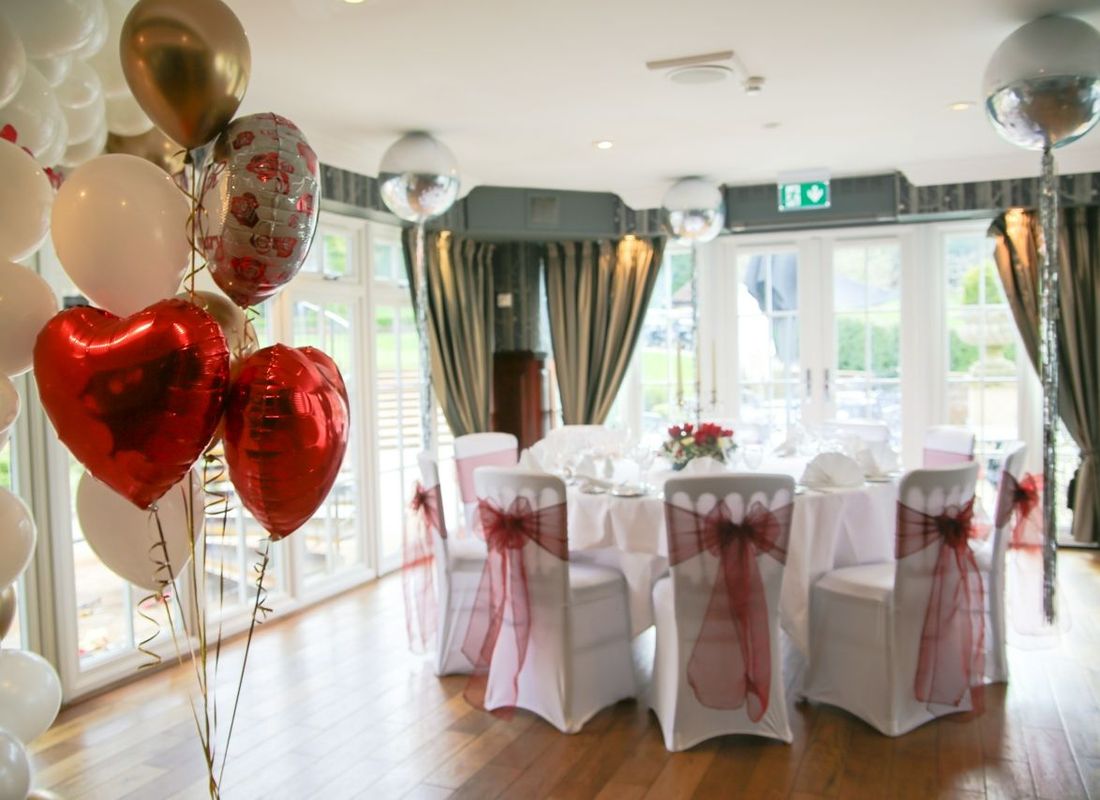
[816,562,896,603]
[448,537,488,572]
[968,537,995,574]
[569,561,626,604]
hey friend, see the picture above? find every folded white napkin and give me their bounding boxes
[800,452,864,489]
[574,454,597,478]
[855,442,899,477]
[518,448,545,472]
[683,456,726,475]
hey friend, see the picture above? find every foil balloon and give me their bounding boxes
[33,299,230,509]
[120,0,251,149]
[662,177,725,244]
[983,15,1100,151]
[200,112,320,308]
[176,290,257,364]
[378,132,460,222]
[107,127,185,177]
[224,345,349,540]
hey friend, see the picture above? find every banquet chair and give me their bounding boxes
[468,466,636,733]
[649,474,796,750]
[922,426,976,467]
[417,453,487,676]
[804,462,982,736]
[454,432,518,532]
[970,442,1028,684]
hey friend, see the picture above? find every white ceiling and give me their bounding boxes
[228,0,1100,209]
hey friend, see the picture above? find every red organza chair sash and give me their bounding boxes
[895,497,984,708]
[664,497,793,721]
[455,449,517,505]
[922,447,974,467]
[461,496,568,712]
[995,472,1050,635]
[402,482,444,651]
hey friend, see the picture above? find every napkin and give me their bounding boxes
[800,452,864,489]
[574,454,597,478]
[683,456,726,475]
[855,442,899,478]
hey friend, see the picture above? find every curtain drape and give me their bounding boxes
[544,237,665,425]
[989,207,1100,544]
[403,229,495,436]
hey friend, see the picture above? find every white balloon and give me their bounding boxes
[0,487,35,589]
[37,111,69,168]
[0,65,66,159]
[72,0,108,60]
[0,377,17,442]
[60,116,107,167]
[105,92,153,136]
[0,0,98,58]
[87,0,136,98]
[77,470,201,592]
[55,59,102,109]
[0,728,29,800]
[0,141,54,262]
[51,154,190,316]
[0,651,61,744]
[31,54,73,88]
[62,91,104,144]
[0,262,59,378]
[0,16,26,110]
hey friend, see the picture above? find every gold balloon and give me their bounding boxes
[177,290,257,363]
[106,128,186,178]
[120,0,251,150]
[0,585,14,643]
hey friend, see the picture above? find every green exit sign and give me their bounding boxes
[778,180,830,212]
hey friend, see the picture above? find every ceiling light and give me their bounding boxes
[667,64,733,85]
[743,76,766,95]
[763,121,781,129]
[949,101,974,111]
[594,140,614,150]
[343,0,366,4]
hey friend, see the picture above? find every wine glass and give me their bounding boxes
[743,443,764,470]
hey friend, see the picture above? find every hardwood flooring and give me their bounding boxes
[29,550,1100,799]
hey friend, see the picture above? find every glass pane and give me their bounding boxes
[323,233,350,278]
[832,247,866,311]
[868,312,901,379]
[981,308,1018,376]
[835,314,866,374]
[947,309,982,374]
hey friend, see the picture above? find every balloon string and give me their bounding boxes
[203,450,233,751]
[135,592,165,669]
[181,151,218,298]
[218,537,272,786]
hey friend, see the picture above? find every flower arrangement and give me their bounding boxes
[661,422,736,470]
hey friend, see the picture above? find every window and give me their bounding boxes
[0,428,21,650]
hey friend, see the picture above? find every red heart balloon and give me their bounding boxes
[224,344,349,539]
[34,299,231,509]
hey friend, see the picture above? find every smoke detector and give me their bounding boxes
[646,50,764,95]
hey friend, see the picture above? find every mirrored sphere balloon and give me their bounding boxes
[378,132,460,222]
[983,15,1100,150]
[662,177,725,244]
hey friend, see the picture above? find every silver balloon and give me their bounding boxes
[662,177,725,244]
[378,132,460,223]
[983,16,1100,150]
[0,586,14,643]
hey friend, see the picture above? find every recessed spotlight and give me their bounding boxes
[343,0,366,4]
[949,101,974,111]
[594,140,614,150]
[763,121,781,130]
[667,64,733,85]
[743,76,766,95]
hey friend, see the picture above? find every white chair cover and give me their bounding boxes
[804,463,981,736]
[649,474,795,750]
[973,443,1027,684]
[922,426,976,467]
[453,432,518,532]
[468,467,636,733]
[417,453,487,676]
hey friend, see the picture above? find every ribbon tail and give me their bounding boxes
[461,552,505,711]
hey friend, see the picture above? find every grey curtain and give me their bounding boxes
[403,229,495,436]
[989,207,1100,544]
[544,237,665,424]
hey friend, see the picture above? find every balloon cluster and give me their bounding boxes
[0,0,346,795]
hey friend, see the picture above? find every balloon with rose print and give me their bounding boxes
[200,112,320,309]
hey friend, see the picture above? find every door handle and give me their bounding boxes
[805,368,813,398]
[824,368,831,401]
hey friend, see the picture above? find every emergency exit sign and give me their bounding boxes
[778,180,830,212]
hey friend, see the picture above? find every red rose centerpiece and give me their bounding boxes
[661,422,736,470]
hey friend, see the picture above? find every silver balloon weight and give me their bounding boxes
[378,132,460,222]
[983,15,1100,150]
[662,177,725,244]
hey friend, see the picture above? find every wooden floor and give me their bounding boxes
[30,550,1100,800]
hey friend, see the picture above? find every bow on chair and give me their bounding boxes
[402,482,445,651]
[896,498,985,708]
[461,496,568,713]
[664,499,793,722]
[995,473,1053,635]
[995,473,1042,551]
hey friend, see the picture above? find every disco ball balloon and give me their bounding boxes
[983,15,1100,151]
[662,177,725,244]
[378,132,460,223]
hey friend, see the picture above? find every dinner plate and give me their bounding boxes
[610,485,647,498]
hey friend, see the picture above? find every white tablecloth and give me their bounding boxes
[567,469,898,652]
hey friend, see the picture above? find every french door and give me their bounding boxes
[706,228,913,455]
